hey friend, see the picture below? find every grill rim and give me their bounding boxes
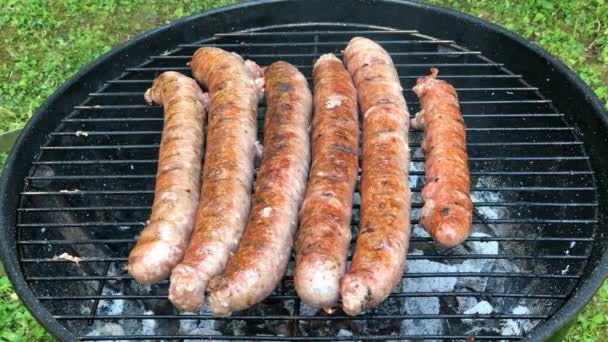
[1,0,607,341]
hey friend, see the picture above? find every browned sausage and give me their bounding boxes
[207,61,312,317]
[168,48,262,312]
[127,71,207,284]
[294,53,358,310]
[340,37,411,316]
[412,68,472,247]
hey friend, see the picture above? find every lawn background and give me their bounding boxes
[0,0,606,340]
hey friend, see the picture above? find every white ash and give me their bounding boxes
[86,263,158,338]
[85,323,127,342]
[412,225,431,238]
[298,302,319,316]
[399,178,532,340]
[457,296,479,313]
[408,159,424,189]
[471,191,504,220]
[468,232,499,255]
[75,130,89,137]
[405,253,457,293]
[401,250,455,338]
[179,303,222,337]
[463,300,493,315]
[141,310,156,336]
[562,264,571,275]
[401,295,444,339]
[512,305,530,315]
[97,289,124,316]
[191,319,222,336]
[501,306,533,336]
[337,329,354,336]
[179,314,199,335]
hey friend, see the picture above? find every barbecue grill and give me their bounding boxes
[1,0,607,341]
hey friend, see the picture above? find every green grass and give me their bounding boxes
[0,0,607,340]
[0,277,52,341]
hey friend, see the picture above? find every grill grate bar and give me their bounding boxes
[151,51,482,58]
[61,114,566,120]
[13,231,595,244]
[214,30,420,36]
[73,105,151,110]
[97,83,537,92]
[126,67,190,72]
[15,218,598,226]
[75,101,552,109]
[299,62,506,68]
[60,113,565,122]
[49,127,570,137]
[20,254,589,261]
[38,292,568,301]
[106,79,155,83]
[179,40,456,47]
[89,92,149,96]
[54,313,549,320]
[27,272,581,281]
[39,141,586,150]
[17,201,599,212]
[23,170,595,182]
[25,175,156,180]
[29,156,590,166]
[20,185,596,196]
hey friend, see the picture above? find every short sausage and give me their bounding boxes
[412,68,472,247]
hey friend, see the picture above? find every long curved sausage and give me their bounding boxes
[340,37,411,316]
[168,48,262,312]
[294,54,358,311]
[412,68,472,247]
[127,71,207,284]
[207,61,312,317]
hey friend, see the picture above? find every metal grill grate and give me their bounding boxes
[16,23,597,341]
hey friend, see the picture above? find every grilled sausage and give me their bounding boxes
[340,37,411,316]
[294,54,358,310]
[207,61,312,317]
[168,48,262,312]
[412,68,472,247]
[127,71,207,284]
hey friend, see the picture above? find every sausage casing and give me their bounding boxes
[207,61,312,317]
[127,71,207,284]
[168,48,261,312]
[340,37,411,316]
[412,68,472,247]
[294,54,358,310]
